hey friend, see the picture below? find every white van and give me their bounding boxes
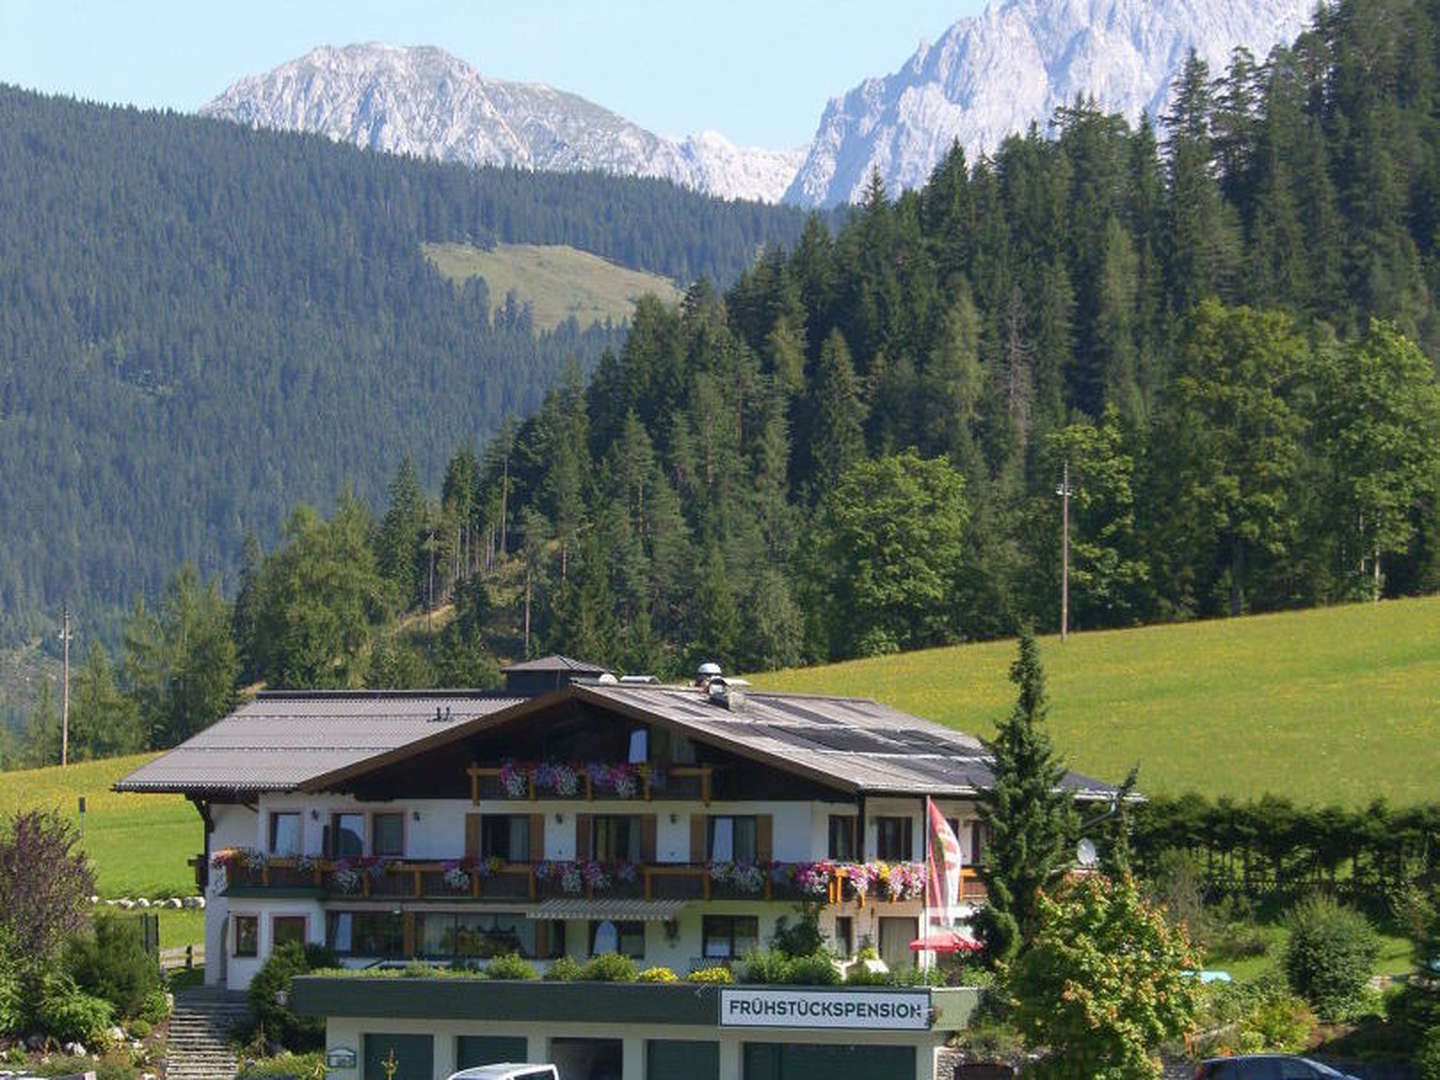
[445,1066,560,1080]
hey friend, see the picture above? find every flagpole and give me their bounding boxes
[922,797,932,975]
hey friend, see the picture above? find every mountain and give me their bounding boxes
[785,0,1316,207]
[202,44,805,204]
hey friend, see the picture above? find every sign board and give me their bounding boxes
[326,1047,358,1069]
[719,988,930,1030]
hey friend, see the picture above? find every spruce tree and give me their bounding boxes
[975,630,1076,962]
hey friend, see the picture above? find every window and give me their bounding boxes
[875,816,913,861]
[325,911,404,957]
[828,815,856,860]
[589,920,644,958]
[268,811,301,855]
[833,915,854,957]
[330,813,364,857]
[707,816,757,862]
[969,820,987,866]
[372,812,404,857]
[702,915,758,959]
[233,914,258,957]
[272,916,307,949]
[592,815,639,862]
[415,912,564,960]
[481,815,531,862]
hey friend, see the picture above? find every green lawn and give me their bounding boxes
[756,596,1440,807]
[1,752,197,897]
[1210,924,1413,983]
[423,241,682,331]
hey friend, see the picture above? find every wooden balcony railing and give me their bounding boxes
[218,855,986,906]
[464,763,712,805]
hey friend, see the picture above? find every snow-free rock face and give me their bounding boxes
[784,0,1316,207]
[202,44,805,203]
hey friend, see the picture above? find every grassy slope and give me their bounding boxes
[756,596,1440,807]
[424,242,682,331]
[1,752,196,897]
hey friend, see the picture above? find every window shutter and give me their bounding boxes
[640,814,657,863]
[755,815,774,863]
[690,813,707,863]
[529,813,546,860]
[465,814,481,862]
[575,814,592,861]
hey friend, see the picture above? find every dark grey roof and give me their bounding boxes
[502,654,611,674]
[116,683,1118,801]
[114,691,521,793]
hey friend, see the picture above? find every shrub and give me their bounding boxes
[770,910,825,958]
[0,951,23,1036]
[545,955,582,981]
[248,942,338,1051]
[1193,975,1314,1058]
[739,948,791,985]
[844,965,894,986]
[65,914,162,1019]
[1283,895,1380,1021]
[237,1050,327,1079]
[579,953,637,982]
[687,966,733,984]
[127,1018,152,1039]
[855,937,879,961]
[784,952,841,986]
[1418,1026,1440,1080]
[35,975,115,1044]
[636,966,677,983]
[137,987,171,1024]
[485,953,538,980]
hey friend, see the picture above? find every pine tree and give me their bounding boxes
[811,329,866,491]
[975,630,1077,961]
[377,457,426,611]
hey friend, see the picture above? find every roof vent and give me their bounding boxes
[619,674,660,685]
[597,672,619,684]
[707,676,748,713]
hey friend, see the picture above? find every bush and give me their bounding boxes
[127,1018,152,1039]
[739,948,792,984]
[0,952,23,1036]
[785,952,841,986]
[485,953,538,980]
[687,966,733,984]
[636,966,677,983]
[579,953,637,982]
[770,910,825,958]
[35,975,115,1044]
[1283,895,1380,1021]
[237,1050,327,1079]
[137,986,171,1024]
[247,942,338,1051]
[545,955,582,981]
[1192,975,1314,1058]
[65,914,162,1019]
[844,965,894,986]
[1418,1026,1440,1080]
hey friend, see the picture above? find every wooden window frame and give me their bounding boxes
[270,914,309,950]
[874,816,914,861]
[232,913,259,958]
[701,914,758,959]
[370,810,406,858]
[588,919,645,959]
[329,811,366,858]
[827,814,857,860]
[706,815,759,862]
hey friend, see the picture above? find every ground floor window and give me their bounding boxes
[363,1033,432,1080]
[233,914,258,957]
[702,914,758,959]
[833,915,854,957]
[878,916,918,972]
[416,911,565,960]
[272,915,306,949]
[589,919,644,958]
[327,911,403,957]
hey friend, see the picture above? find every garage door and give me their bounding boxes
[364,1033,434,1080]
[647,1039,719,1079]
[743,1042,915,1080]
[458,1035,529,1069]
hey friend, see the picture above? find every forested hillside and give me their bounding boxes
[0,87,808,654]
[8,0,1440,766]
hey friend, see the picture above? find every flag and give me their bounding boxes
[925,799,963,928]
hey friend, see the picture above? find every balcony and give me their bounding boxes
[465,761,713,804]
[213,851,985,906]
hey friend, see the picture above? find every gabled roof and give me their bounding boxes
[115,682,1119,801]
[502,654,611,674]
[114,690,520,794]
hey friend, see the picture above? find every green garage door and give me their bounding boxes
[364,1033,434,1080]
[647,1039,719,1079]
[458,1035,529,1069]
[743,1042,915,1080]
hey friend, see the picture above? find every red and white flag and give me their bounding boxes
[925,799,963,928]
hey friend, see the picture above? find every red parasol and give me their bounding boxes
[909,929,982,953]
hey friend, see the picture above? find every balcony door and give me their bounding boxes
[878,916,917,972]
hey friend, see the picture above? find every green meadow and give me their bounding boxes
[757,596,1440,807]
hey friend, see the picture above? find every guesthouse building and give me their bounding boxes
[117,658,1117,1080]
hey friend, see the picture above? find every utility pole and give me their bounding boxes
[60,604,72,767]
[1057,459,1072,643]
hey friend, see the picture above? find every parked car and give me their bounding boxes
[445,1065,560,1080]
[1194,1056,1360,1079]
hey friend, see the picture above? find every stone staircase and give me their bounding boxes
[167,988,248,1080]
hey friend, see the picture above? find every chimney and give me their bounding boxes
[696,661,722,692]
[707,676,746,713]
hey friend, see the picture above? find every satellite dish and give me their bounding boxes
[1076,838,1099,868]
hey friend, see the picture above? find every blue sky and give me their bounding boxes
[0,1,987,148]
